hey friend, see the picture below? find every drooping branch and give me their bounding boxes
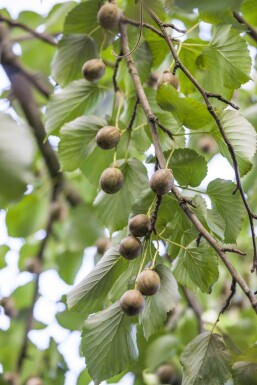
[119,19,257,313]
[182,287,204,334]
[16,185,61,374]
[0,15,57,46]
[149,10,257,273]
[233,11,257,43]
[0,25,82,207]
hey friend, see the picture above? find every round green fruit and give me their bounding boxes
[120,289,145,316]
[96,237,111,254]
[137,269,160,296]
[100,167,124,194]
[158,71,179,89]
[96,126,120,150]
[82,59,105,82]
[150,169,174,195]
[119,236,142,260]
[156,364,175,384]
[128,214,151,237]
[97,2,121,30]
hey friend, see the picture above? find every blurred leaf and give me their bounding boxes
[232,362,257,385]
[0,113,34,202]
[0,245,9,269]
[45,1,76,33]
[12,281,35,310]
[6,191,48,238]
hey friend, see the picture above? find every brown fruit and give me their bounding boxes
[25,258,41,274]
[119,236,142,260]
[4,372,19,385]
[26,377,43,385]
[137,269,160,296]
[198,136,217,154]
[150,169,174,195]
[96,237,111,254]
[100,167,124,194]
[156,364,175,384]
[158,71,179,89]
[82,59,105,82]
[1,297,18,318]
[96,126,120,150]
[128,214,151,237]
[97,2,121,30]
[120,289,145,316]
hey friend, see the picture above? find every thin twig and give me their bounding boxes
[16,185,60,373]
[151,195,162,233]
[0,15,57,46]
[128,97,140,130]
[233,11,257,43]
[214,278,237,326]
[156,120,174,140]
[149,10,257,273]
[221,248,247,256]
[160,22,186,34]
[119,19,257,313]
[112,52,122,92]
[182,287,204,333]
[206,92,240,110]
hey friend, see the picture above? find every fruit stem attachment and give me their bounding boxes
[112,1,143,58]
[169,40,182,73]
[135,239,150,288]
[151,243,159,267]
[115,94,124,128]
[158,232,188,252]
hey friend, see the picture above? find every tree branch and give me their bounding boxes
[16,185,61,374]
[149,10,257,273]
[233,11,257,43]
[0,15,57,46]
[182,287,204,334]
[119,19,257,314]
[0,24,82,207]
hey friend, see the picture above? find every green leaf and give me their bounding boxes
[80,146,115,185]
[6,191,48,238]
[58,115,107,171]
[45,1,76,33]
[157,84,212,130]
[56,309,85,331]
[174,0,243,11]
[82,301,138,383]
[64,0,100,35]
[139,264,180,340]
[45,80,106,136]
[181,332,231,385]
[173,238,219,293]
[168,148,207,187]
[12,281,35,310]
[199,25,251,92]
[232,362,257,385]
[211,110,257,177]
[236,345,257,364]
[94,158,148,233]
[57,250,84,285]
[67,247,128,316]
[51,34,97,87]
[207,179,245,243]
[0,113,34,201]
[0,245,9,269]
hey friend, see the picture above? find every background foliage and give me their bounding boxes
[0,0,257,384]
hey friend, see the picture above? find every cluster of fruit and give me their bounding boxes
[118,167,174,316]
